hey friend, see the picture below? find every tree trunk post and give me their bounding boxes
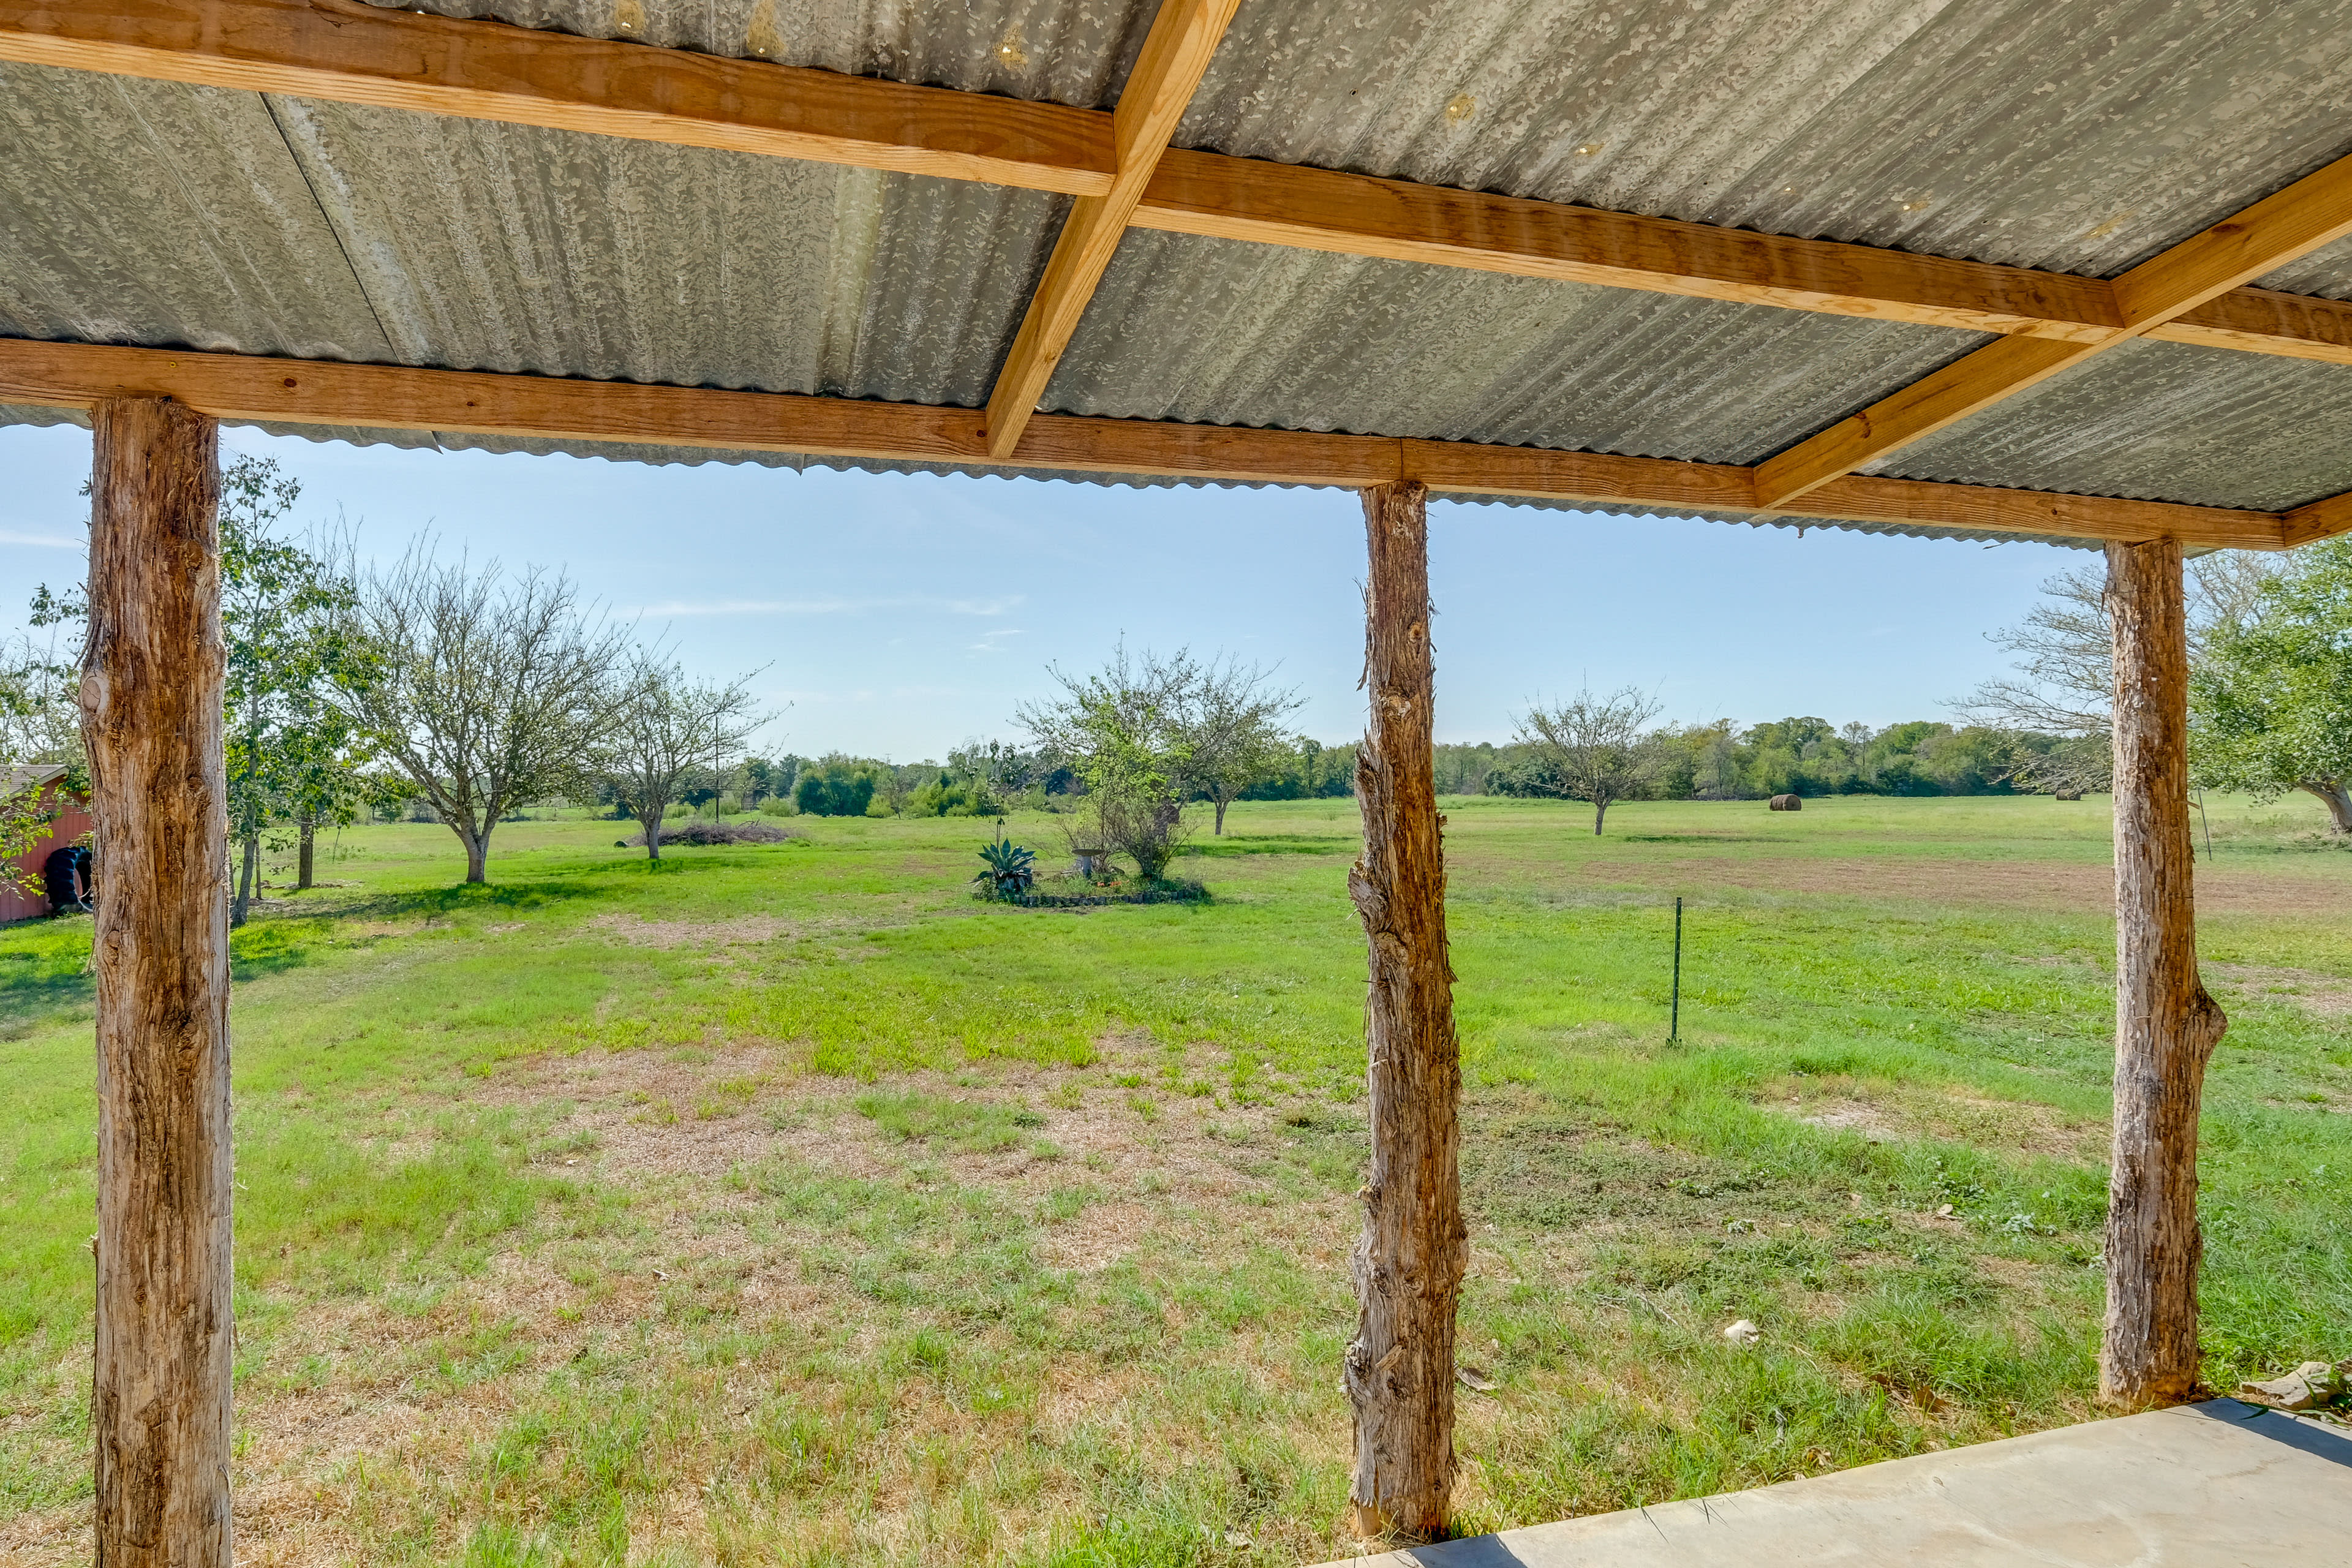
[2101,535,2228,1411]
[297,819,315,891]
[1345,481,1464,1544]
[83,396,233,1568]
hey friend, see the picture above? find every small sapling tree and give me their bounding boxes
[1514,685,1666,834]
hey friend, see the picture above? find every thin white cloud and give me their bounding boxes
[634,593,1022,617]
[968,628,1026,654]
[0,529,83,549]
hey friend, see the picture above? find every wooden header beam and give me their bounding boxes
[10,0,2352,371]
[0,337,2296,550]
[1755,148,2352,510]
[981,0,1241,458]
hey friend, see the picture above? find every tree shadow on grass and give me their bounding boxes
[1180,835,1358,858]
[0,922,95,1033]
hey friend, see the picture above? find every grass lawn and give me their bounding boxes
[2,793,2349,1566]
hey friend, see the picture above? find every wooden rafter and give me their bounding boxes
[1754,149,2352,510]
[979,0,1240,458]
[13,0,2352,374]
[0,337,2294,549]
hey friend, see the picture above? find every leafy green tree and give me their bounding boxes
[0,641,84,894]
[2192,535,2352,834]
[33,457,379,921]
[793,756,879,816]
[1019,646,1199,879]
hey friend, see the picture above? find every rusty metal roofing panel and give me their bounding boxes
[1872,338,2352,513]
[1050,229,1986,462]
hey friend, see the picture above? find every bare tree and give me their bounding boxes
[603,652,768,860]
[1514,685,1666,834]
[1961,551,2276,793]
[1185,655,1305,834]
[340,550,628,883]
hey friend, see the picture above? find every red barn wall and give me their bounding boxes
[2,783,94,922]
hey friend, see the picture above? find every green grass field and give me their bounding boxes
[3,794,2349,1566]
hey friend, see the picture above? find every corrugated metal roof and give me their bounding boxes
[1183,0,2352,285]
[7,0,2352,551]
[373,0,1161,107]
[1873,338,2352,513]
[0,65,391,359]
[1052,229,1985,462]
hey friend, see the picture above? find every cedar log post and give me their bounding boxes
[2101,535,2226,1411]
[1345,481,1465,1542]
[84,398,235,1566]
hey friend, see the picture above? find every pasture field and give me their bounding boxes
[2,793,2348,1566]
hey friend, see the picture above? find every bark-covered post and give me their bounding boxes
[2101,535,2227,1411]
[83,396,234,1567]
[1344,480,1464,1542]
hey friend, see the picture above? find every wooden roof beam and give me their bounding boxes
[2282,488,2352,546]
[0,337,2290,549]
[978,0,1241,459]
[1755,149,2352,511]
[0,0,1116,195]
[14,2,2352,372]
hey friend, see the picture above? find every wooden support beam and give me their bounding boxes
[15,1,2352,372]
[2282,486,2352,547]
[1346,479,1463,1544]
[0,337,2301,548]
[0,0,1116,195]
[1139,152,2126,341]
[979,0,1240,458]
[2154,287,2352,367]
[86,396,234,1567]
[1756,149,2352,510]
[2101,536,2228,1412]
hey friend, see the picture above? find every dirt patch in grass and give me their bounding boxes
[587,911,819,949]
[2207,962,2352,1017]
[1764,1084,2106,1164]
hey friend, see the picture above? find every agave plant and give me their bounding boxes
[974,834,1036,900]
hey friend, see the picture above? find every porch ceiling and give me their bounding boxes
[5,0,2352,548]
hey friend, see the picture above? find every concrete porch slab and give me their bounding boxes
[1317,1400,2351,1567]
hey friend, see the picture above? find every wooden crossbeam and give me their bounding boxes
[1754,149,2352,510]
[0,0,1115,194]
[979,0,1240,458]
[0,337,2293,549]
[13,0,2352,374]
[2283,487,2352,546]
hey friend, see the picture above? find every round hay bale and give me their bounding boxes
[1768,793,1802,811]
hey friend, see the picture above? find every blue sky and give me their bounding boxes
[0,421,2081,761]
